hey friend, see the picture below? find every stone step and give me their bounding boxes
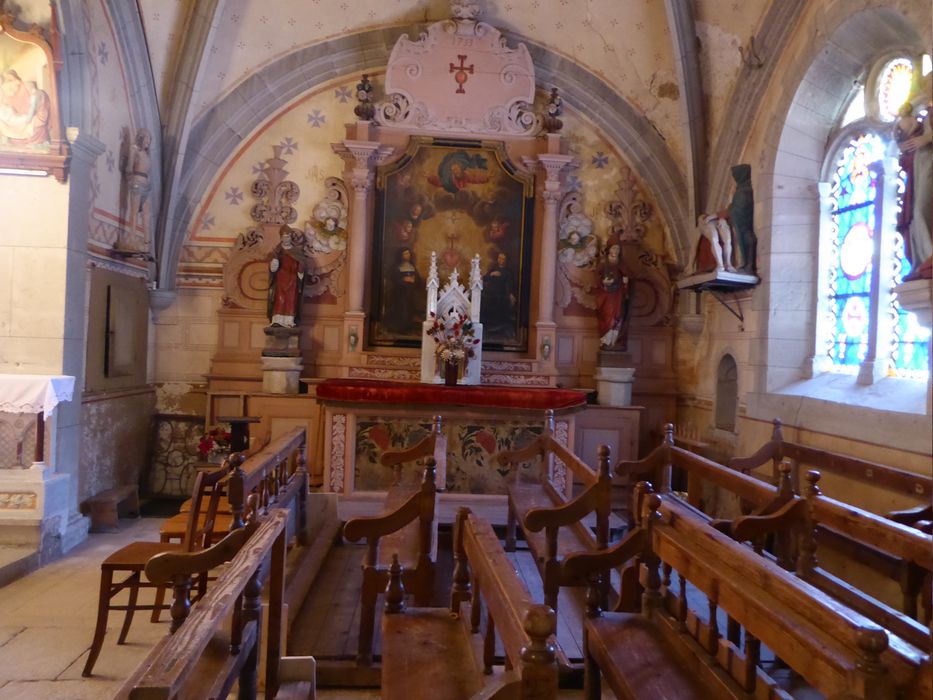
[0,545,39,589]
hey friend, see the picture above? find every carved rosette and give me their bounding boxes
[303,178,350,299]
[374,2,539,136]
[557,191,599,309]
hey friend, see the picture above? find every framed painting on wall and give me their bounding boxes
[369,138,535,352]
[0,9,68,181]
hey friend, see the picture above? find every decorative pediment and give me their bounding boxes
[374,1,538,136]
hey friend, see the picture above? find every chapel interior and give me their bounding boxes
[0,0,931,698]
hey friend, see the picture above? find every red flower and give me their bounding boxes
[198,436,214,457]
[369,425,390,450]
[475,430,496,453]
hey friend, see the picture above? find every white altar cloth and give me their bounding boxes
[0,374,75,416]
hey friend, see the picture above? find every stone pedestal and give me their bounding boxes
[0,463,75,558]
[261,326,303,394]
[261,356,303,394]
[595,350,636,407]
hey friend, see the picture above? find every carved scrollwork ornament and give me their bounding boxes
[606,167,652,244]
[556,191,599,309]
[303,178,350,299]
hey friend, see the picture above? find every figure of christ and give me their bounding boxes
[122,128,152,236]
[694,214,735,274]
[268,226,307,328]
[595,242,631,349]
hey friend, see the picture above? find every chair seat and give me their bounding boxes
[160,513,233,541]
[102,541,184,570]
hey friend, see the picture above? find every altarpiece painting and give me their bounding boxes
[0,8,67,180]
[370,139,534,351]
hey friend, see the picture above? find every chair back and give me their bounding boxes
[181,466,228,552]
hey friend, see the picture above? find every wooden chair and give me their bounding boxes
[82,466,226,677]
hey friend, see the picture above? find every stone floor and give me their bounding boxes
[0,518,168,699]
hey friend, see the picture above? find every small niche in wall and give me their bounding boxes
[715,354,738,433]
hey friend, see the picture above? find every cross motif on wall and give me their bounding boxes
[449,55,474,94]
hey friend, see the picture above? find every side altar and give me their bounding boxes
[316,378,588,496]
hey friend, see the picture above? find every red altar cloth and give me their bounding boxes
[317,378,586,411]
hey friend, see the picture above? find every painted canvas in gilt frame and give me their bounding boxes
[370,138,534,352]
[0,9,68,181]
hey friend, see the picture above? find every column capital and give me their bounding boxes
[333,140,395,170]
[524,154,578,202]
[333,141,394,194]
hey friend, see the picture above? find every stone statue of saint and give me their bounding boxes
[268,225,307,327]
[121,127,152,238]
[894,101,933,279]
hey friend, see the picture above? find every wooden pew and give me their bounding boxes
[494,409,613,612]
[730,418,933,507]
[563,487,932,700]
[381,506,559,700]
[342,458,438,665]
[617,426,933,644]
[114,509,315,699]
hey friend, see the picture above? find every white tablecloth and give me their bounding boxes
[0,374,75,416]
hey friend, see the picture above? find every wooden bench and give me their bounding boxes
[563,486,931,700]
[380,506,559,700]
[343,456,439,665]
[495,410,613,612]
[731,418,933,506]
[618,425,933,648]
[80,484,139,533]
[115,508,314,699]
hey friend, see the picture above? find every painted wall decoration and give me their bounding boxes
[371,138,534,351]
[0,6,67,180]
[355,417,542,494]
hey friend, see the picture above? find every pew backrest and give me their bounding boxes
[564,492,931,700]
[128,509,289,699]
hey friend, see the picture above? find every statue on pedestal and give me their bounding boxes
[267,224,307,328]
[595,235,631,350]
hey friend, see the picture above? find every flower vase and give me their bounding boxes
[444,359,460,386]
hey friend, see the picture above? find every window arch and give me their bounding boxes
[814,52,931,383]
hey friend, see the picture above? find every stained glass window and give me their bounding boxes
[821,53,931,381]
[826,134,884,372]
[878,58,913,121]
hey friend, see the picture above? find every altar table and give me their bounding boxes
[317,379,587,495]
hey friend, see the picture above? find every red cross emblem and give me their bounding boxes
[449,55,474,94]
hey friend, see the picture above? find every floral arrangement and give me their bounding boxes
[198,425,232,460]
[426,310,480,365]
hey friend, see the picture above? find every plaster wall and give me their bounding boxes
[0,176,72,374]
[161,0,685,167]
[79,388,155,502]
[152,288,225,383]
